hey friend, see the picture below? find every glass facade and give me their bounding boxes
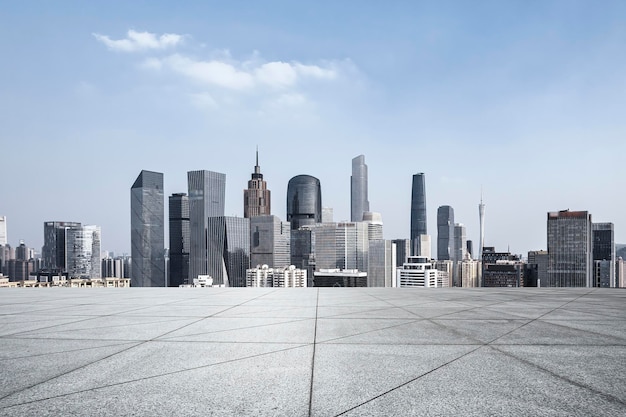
[250,215,290,269]
[350,155,369,222]
[437,206,455,261]
[207,216,250,287]
[592,222,615,287]
[131,170,165,287]
[188,170,226,281]
[410,173,427,255]
[42,221,82,270]
[66,225,101,279]
[546,210,592,287]
[169,193,190,287]
[286,175,322,230]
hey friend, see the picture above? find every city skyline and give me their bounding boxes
[1,1,625,256]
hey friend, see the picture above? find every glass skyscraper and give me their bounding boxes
[437,206,455,261]
[169,193,190,287]
[250,215,290,269]
[206,216,250,287]
[131,170,165,287]
[546,210,592,287]
[66,225,101,279]
[286,175,322,230]
[350,155,369,222]
[42,221,82,270]
[410,173,427,255]
[187,170,226,281]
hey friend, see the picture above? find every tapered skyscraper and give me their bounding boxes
[244,149,271,218]
[188,170,226,281]
[350,155,369,222]
[131,170,165,287]
[410,173,427,255]
[287,175,322,230]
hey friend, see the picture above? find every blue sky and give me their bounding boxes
[1,1,625,256]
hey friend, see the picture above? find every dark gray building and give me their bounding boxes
[250,215,290,269]
[131,170,165,287]
[592,222,615,287]
[546,210,592,287]
[410,173,427,255]
[437,206,454,261]
[350,155,369,222]
[286,175,322,230]
[42,221,82,270]
[207,216,250,287]
[391,239,410,267]
[169,193,190,287]
[291,228,316,287]
[188,170,226,281]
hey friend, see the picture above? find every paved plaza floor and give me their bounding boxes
[0,287,625,416]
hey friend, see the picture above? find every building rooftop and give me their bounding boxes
[1,288,625,416]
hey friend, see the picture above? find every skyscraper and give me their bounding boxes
[454,223,467,262]
[546,210,592,287]
[42,221,82,270]
[368,239,396,287]
[131,170,165,287]
[243,149,271,218]
[410,173,427,255]
[437,206,455,261]
[169,193,190,287]
[250,215,290,268]
[0,216,7,245]
[66,225,101,279]
[188,170,226,281]
[592,222,615,287]
[206,216,250,287]
[350,155,369,222]
[286,175,322,230]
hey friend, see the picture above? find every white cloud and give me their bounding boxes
[145,54,339,91]
[164,54,255,90]
[93,30,183,52]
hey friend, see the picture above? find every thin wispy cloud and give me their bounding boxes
[149,54,339,91]
[93,30,183,52]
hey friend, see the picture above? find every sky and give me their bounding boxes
[1,0,625,257]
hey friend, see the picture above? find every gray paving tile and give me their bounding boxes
[336,346,626,417]
[0,343,313,416]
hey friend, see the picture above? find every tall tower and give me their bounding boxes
[410,173,427,255]
[350,155,369,222]
[0,216,7,245]
[207,216,250,287]
[42,221,82,270]
[188,170,226,281]
[478,192,485,260]
[437,205,455,260]
[131,170,165,287]
[244,149,271,218]
[286,175,322,230]
[169,193,190,287]
[66,225,101,279]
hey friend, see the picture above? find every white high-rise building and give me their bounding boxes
[367,239,396,287]
[0,216,7,245]
[397,256,441,287]
[246,264,307,287]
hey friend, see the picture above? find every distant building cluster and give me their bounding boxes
[1,153,624,289]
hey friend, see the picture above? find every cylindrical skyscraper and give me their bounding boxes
[350,155,369,222]
[287,175,322,230]
[410,173,427,255]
